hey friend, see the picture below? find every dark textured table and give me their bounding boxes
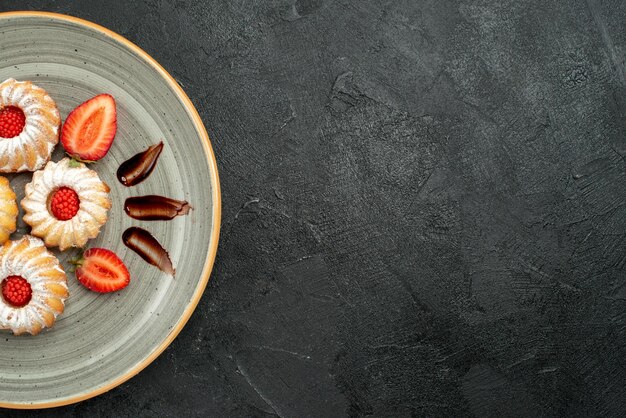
[2,1,626,417]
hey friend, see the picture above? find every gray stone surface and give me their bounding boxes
[2,0,626,416]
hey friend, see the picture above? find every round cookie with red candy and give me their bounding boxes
[21,158,111,251]
[0,78,61,173]
[0,235,68,336]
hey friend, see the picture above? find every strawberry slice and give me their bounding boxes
[73,248,130,293]
[61,94,117,162]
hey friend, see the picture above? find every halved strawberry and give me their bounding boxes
[73,248,130,293]
[61,94,117,162]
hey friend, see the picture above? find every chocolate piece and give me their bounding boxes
[124,195,191,220]
[122,227,175,276]
[117,142,163,186]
